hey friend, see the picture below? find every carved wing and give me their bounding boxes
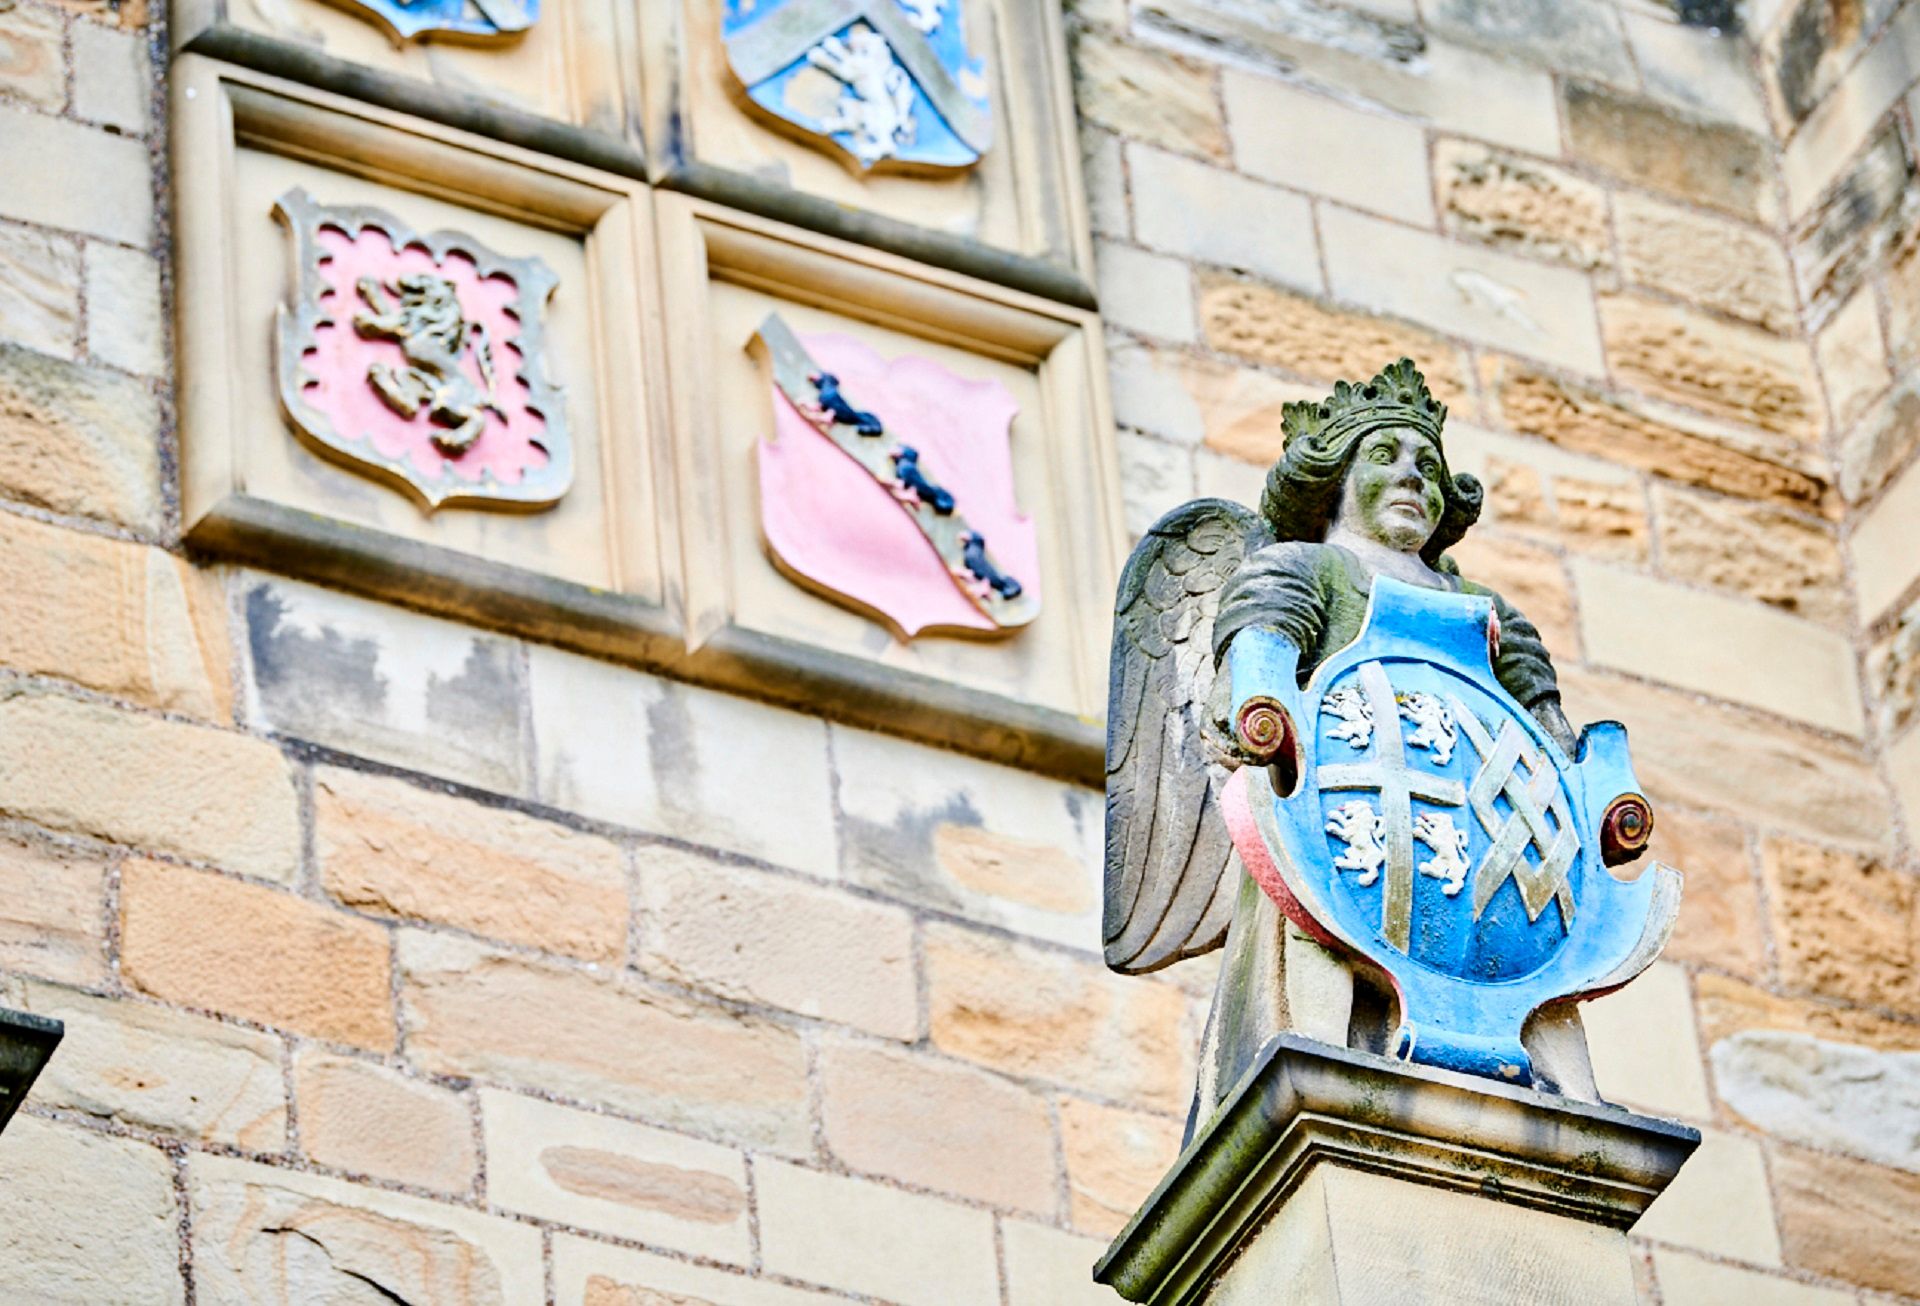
[1104,498,1273,974]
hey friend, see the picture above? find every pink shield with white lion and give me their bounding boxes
[753,316,1040,639]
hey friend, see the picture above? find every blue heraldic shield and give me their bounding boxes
[1221,577,1679,1086]
[722,0,993,170]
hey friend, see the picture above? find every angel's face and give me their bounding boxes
[1332,426,1445,553]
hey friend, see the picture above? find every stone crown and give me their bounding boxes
[1282,358,1448,449]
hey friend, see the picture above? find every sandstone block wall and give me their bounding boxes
[0,0,1913,1302]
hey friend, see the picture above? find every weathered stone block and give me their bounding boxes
[1847,449,1920,623]
[1200,277,1471,410]
[1424,0,1633,84]
[1818,287,1891,435]
[0,833,106,985]
[925,922,1190,1112]
[0,513,232,719]
[1582,961,1713,1120]
[1118,428,1197,537]
[1780,3,1920,218]
[1695,970,1920,1053]
[1790,124,1910,317]
[1433,139,1609,271]
[1599,294,1824,443]
[1651,486,1847,626]
[0,1117,182,1305]
[1485,361,1832,513]
[189,1153,544,1303]
[1128,144,1322,291]
[1650,1249,1855,1306]
[316,767,627,964]
[1142,3,1558,156]
[818,1037,1058,1214]
[835,725,1100,948]
[1059,1096,1183,1236]
[0,342,161,529]
[1478,457,1647,562]
[1771,1142,1920,1294]
[0,103,151,244]
[398,931,810,1152]
[1867,596,1920,735]
[1558,670,1891,851]
[528,645,837,875]
[1083,129,1128,242]
[1761,836,1919,1014]
[638,845,917,1041]
[1621,9,1771,132]
[551,1234,843,1306]
[243,576,529,798]
[0,693,299,879]
[295,1051,476,1196]
[0,220,78,357]
[1073,28,1227,162]
[1322,207,1604,374]
[1563,79,1776,225]
[0,3,66,111]
[482,1088,751,1262]
[1649,806,1765,980]
[1097,240,1198,343]
[754,1158,999,1306]
[1573,560,1863,737]
[3,978,284,1149]
[1837,376,1917,505]
[1222,74,1432,225]
[1004,1219,1124,1306]
[84,243,164,377]
[122,859,395,1049]
[1616,193,1798,335]
[70,21,147,135]
[1712,1030,1920,1172]
[1632,1126,1783,1265]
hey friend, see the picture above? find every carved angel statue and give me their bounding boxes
[1105,359,1607,1138]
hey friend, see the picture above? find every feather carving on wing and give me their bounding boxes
[1104,499,1273,974]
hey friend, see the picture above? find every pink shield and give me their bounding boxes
[274,188,571,512]
[756,331,1040,639]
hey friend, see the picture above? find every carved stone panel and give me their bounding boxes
[656,195,1122,780]
[170,0,640,174]
[173,59,678,659]
[642,0,1094,305]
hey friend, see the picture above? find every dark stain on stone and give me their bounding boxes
[644,682,698,814]
[246,584,388,731]
[1776,0,1863,124]
[1794,125,1913,313]
[842,790,983,910]
[424,637,526,784]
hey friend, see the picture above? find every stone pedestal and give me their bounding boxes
[0,1008,62,1137]
[1094,1035,1698,1306]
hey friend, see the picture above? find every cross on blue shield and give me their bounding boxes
[1221,578,1680,1087]
[722,0,993,170]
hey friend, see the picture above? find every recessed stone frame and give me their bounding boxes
[637,0,1098,308]
[173,56,685,676]
[655,194,1124,783]
[169,0,644,177]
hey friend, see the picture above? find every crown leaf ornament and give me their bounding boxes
[1280,357,1448,449]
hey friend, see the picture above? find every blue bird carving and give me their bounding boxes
[961,531,1023,599]
[809,372,885,436]
[891,446,956,514]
